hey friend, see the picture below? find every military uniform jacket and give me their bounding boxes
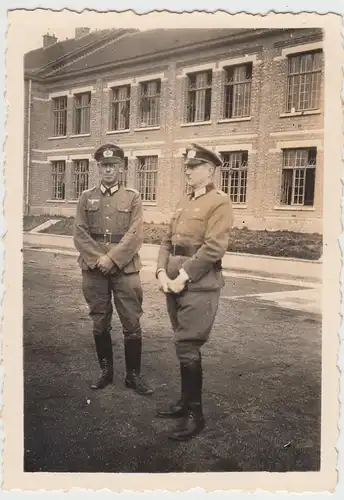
[73,184,143,274]
[157,183,233,291]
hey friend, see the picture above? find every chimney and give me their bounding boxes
[43,33,58,48]
[75,27,91,39]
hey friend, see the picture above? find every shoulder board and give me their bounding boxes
[124,187,140,195]
[83,186,97,195]
[216,189,228,197]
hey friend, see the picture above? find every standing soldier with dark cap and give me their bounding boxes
[73,143,153,396]
[156,143,233,441]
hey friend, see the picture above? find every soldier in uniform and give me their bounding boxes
[73,143,153,396]
[156,143,233,441]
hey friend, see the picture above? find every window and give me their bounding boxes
[223,63,252,119]
[73,92,91,134]
[52,96,67,136]
[72,159,89,199]
[220,151,248,203]
[186,70,212,123]
[110,85,130,131]
[136,156,158,202]
[51,161,66,200]
[139,80,161,127]
[119,157,129,186]
[286,51,322,112]
[280,148,316,206]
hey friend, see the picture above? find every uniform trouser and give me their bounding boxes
[81,269,143,339]
[166,289,221,363]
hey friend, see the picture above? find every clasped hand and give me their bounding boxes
[158,270,187,294]
[96,255,115,275]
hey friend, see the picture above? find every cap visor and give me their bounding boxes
[99,157,122,164]
[184,158,203,166]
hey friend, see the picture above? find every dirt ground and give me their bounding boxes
[23,249,321,473]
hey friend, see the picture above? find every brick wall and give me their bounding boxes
[25,28,324,233]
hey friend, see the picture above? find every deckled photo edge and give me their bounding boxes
[1,9,342,493]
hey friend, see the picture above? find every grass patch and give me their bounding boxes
[24,215,323,260]
[23,215,61,232]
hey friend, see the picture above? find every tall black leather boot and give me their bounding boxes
[168,358,205,441]
[156,363,188,418]
[124,337,153,396]
[91,332,113,390]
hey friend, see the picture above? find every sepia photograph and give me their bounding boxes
[1,8,341,493]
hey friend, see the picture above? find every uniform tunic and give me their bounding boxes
[157,183,233,362]
[73,183,144,338]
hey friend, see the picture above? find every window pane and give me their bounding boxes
[186,71,212,123]
[136,156,158,201]
[281,148,316,206]
[224,64,252,118]
[53,97,67,136]
[221,151,248,203]
[51,161,66,200]
[139,80,161,127]
[73,160,89,198]
[73,92,91,134]
[286,51,322,112]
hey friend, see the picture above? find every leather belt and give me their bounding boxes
[171,244,222,271]
[171,243,201,257]
[90,232,124,244]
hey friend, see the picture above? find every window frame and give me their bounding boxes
[280,147,317,207]
[285,50,322,113]
[73,91,91,135]
[138,79,161,128]
[136,155,158,202]
[186,69,213,123]
[51,160,66,200]
[52,96,68,137]
[223,63,253,119]
[219,150,248,204]
[109,84,131,131]
[72,159,89,199]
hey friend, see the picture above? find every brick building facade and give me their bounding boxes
[24,27,324,232]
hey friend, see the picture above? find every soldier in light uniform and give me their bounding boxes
[73,143,153,396]
[156,143,233,441]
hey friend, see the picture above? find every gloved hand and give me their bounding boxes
[168,270,189,294]
[157,269,171,293]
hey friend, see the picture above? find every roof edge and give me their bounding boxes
[38,27,323,83]
[27,28,138,76]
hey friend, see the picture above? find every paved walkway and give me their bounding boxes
[23,231,322,284]
[223,287,321,315]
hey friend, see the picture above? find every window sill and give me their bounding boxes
[46,199,66,203]
[106,129,130,135]
[273,205,315,211]
[48,136,67,140]
[232,204,247,209]
[218,117,252,124]
[279,110,321,118]
[69,133,91,138]
[143,201,157,206]
[181,121,212,128]
[67,200,79,204]
[134,126,161,132]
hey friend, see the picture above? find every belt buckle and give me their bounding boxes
[104,232,112,244]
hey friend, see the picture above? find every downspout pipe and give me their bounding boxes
[25,78,32,215]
